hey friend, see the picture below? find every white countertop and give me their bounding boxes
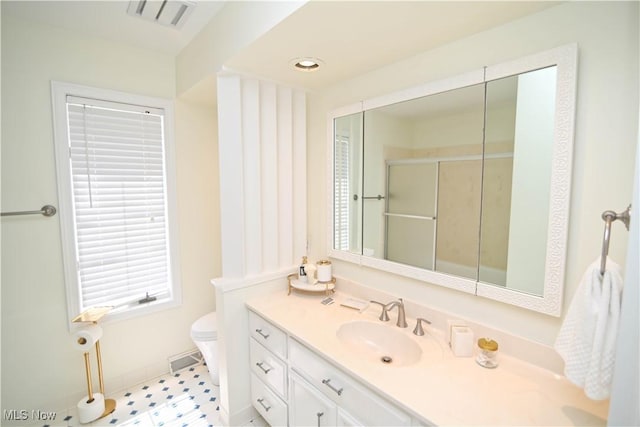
[246,289,609,426]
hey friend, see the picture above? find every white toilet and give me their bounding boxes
[190,311,219,386]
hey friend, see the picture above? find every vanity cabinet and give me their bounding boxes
[248,311,288,426]
[289,338,411,427]
[248,310,414,427]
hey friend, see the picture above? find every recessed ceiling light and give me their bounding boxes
[291,57,324,72]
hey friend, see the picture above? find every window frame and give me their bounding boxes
[51,81,182,327]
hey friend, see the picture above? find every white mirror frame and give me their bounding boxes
[327,44,577,316]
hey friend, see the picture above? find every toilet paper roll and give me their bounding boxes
[77,393,105,424]
[73,324,103,352]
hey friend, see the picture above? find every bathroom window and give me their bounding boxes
[52,82,181,324]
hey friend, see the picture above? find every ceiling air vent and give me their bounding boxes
[127,0,195,29]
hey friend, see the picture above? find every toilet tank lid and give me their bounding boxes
[192,312,217,336]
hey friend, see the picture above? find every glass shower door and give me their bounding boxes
[384,161,438,270]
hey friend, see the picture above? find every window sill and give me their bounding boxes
[73,296,182,328]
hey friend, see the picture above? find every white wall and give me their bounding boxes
[307,1,639,347]
[608,99,640,425]
[0,14,219,415]
[214,73,306,425]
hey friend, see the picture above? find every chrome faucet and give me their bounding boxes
[369,301,390,321]
[385,298,408,328]
[370,298,408,328]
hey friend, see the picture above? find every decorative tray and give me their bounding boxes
[287,273,336,295]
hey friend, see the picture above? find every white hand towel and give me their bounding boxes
[554,257,624,400]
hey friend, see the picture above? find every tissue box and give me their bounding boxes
[450,326,474,357]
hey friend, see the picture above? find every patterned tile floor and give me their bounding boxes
[36,364,232,427]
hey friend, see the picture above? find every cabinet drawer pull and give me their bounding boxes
[317,411,324,427]
[255,328,270,339]
[255,361,272,374]
[257,398,271,412]
[321,378,343,396]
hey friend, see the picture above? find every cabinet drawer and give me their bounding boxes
[251,372,288,427]
[290,338,411,427]
[250,338,287,398]
[249,311,287,359]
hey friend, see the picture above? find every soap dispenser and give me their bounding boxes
[298,256,309,283]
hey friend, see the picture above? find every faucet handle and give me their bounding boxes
[413,318,432,336]
[369,301,390,321]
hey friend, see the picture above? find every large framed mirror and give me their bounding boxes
[328,44,578,316]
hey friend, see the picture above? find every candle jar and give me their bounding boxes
[316,259,332,282]
[476,338,499,369]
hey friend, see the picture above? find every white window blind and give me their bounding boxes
[334,134,350,251]
[66,95,173,310]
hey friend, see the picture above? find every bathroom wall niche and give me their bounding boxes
[328,44,578,316]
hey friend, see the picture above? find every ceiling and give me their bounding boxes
[226,1,560,91]
[2,1,560,98]
[1,0,226,56]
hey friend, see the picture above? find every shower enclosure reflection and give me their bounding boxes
[362,84,485,279]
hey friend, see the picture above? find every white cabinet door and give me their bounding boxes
[290,371,337,427]
[337,408,363,427]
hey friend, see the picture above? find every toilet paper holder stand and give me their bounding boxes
[73,307,116,422]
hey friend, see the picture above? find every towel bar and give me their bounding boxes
[600,205,631,275]
[1,205,57,217]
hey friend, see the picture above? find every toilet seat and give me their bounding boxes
[191,312,217,341]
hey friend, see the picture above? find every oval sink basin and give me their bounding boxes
[336,320,422,366]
